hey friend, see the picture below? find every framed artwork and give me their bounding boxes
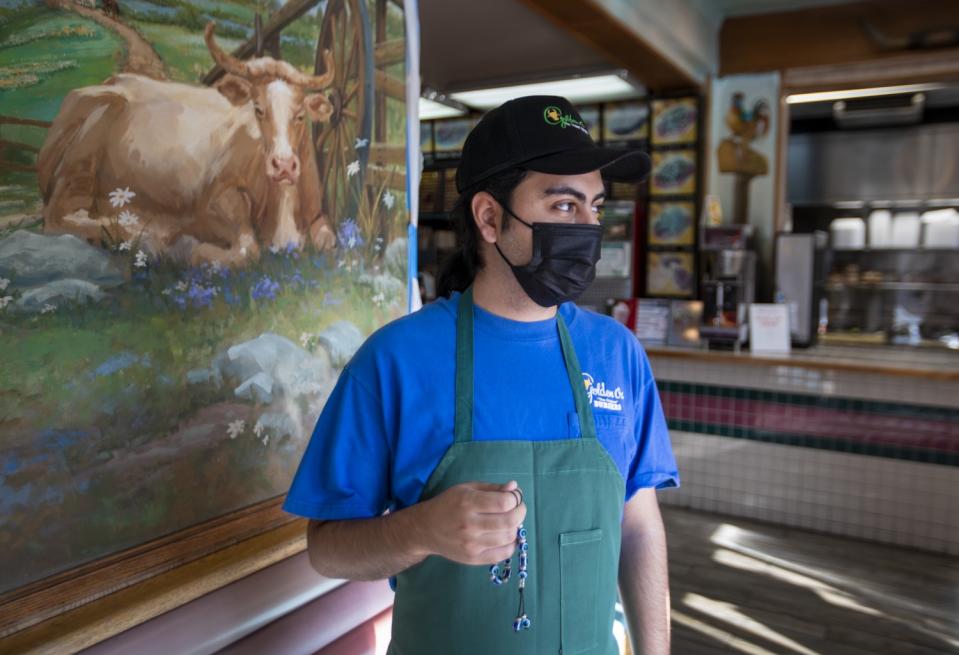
[441,168,458,212]
[647,252,695,297]
[596,241,632,278]
[651,97,698,145]
[0,0,412,645]
[419,170,441,214]
[649,201,695,246]
[433,117,474,153]
[420,121,434,158]
[576,104,602,143]
[602,100,649,143]
[650,149,697,196]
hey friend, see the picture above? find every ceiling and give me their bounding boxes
[702,0,860,19]
[418,0,864,95]
[419,0,611,93]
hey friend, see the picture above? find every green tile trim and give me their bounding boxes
[667,419,958,467]
[657,380,959,422]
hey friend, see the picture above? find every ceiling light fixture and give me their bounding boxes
[419,88,470,120]
[447,71,644,110]
[785,83,947,104]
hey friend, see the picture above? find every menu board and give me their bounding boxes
[635,299,671,345]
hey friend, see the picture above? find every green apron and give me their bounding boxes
[387,287,625,655]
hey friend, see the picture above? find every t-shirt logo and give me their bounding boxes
[582,372,625,411]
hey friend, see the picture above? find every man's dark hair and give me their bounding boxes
[435,168,528,298]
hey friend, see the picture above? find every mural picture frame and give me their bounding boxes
[0,0,415,648]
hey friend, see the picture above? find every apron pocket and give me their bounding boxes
[559,527,603,654]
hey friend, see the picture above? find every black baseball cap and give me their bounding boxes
[455,95,651,194]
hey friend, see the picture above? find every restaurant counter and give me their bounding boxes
[643,342,958,557]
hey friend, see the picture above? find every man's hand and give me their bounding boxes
[416,480,526,566]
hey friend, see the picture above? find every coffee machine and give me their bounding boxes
[699,225,756,349]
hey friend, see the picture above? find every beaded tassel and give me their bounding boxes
[489,524,531,632]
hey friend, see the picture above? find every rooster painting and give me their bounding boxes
[717,91,771,223]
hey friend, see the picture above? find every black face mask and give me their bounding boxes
[493,204,603,308]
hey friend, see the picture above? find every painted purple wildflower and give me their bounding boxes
[337,218,364,250]
[251,275,281,301]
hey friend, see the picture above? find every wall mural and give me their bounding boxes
[0,0,408,595]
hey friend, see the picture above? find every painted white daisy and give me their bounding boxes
[226,419,246,439]
[346,159,360,177]
[118,210,139,227]
[175,280,188,292]
[0,295,12,310]
[299,332,311,348]
[108,187,135,208]
[41,303,56,314]
[134,250,148,268]
[382,191,395,210]
[261,434,269,446]
[0,277,9,292]
[253,421,264,437]
[119,240,132,252]
[354,137,369,149]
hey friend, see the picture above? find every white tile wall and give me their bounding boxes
[659,431,959,556]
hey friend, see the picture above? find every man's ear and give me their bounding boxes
[304,93,333,122]
[215,74,252,106]
[472,191,502,244]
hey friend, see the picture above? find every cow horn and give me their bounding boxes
[285,49,335,90]
[204,21,249,78]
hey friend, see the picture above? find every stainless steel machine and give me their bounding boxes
[774,231,829,347]
[699,225,756,349]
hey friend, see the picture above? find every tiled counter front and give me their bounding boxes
[647,350,959,556]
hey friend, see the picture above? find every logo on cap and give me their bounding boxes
[543,105,589,135]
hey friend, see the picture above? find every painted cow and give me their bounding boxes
[38,22,337,265]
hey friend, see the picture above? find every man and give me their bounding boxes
[283,95,680,654]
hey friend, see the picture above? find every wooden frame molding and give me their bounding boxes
[0,498,298,645]
[0,518,306,654]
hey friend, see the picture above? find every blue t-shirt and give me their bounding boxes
[283,291,680,589]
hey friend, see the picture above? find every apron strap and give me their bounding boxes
[557,314,598,441]
[454,286,597,443]
[454,287,476,443]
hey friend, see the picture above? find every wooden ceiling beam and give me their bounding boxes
[721,0,959,78]
[518,0,701,92]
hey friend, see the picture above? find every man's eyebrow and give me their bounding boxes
[542,186,606,203]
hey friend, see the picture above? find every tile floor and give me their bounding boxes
[653,506,959,655]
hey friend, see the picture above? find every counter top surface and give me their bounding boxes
[644,343,959,380]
